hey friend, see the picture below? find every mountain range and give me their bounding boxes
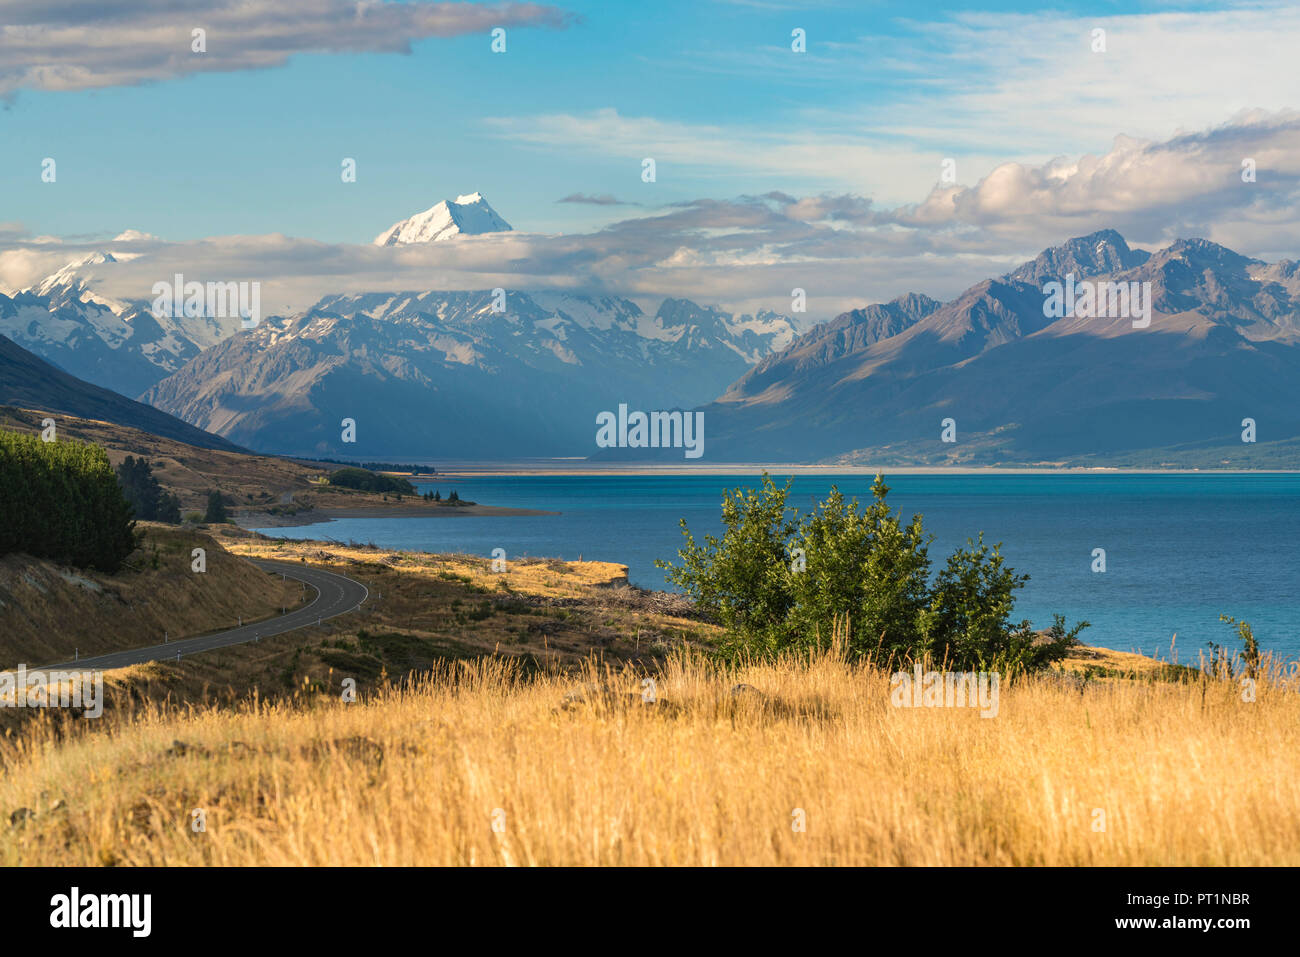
[143,290,803,457]
[701,230,1300,465]
[0,332,242,452]
[8,204,1300,466]
[0,251,241,398]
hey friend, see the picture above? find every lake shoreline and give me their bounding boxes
[426,464,1299,477]
[234,503,560,528]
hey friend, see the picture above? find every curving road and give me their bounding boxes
[32,560,369,673]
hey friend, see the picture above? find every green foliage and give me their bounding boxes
[657,471,1088,672]
[327,467,416,495]
[927,535,1035,671]
[204,489,229,524]
[788,477,932,661]
[0,428,136,572]
[115,455,181,523]
[656,474,796,655]
[1216,615,1260,678]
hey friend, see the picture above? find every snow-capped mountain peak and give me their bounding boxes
[373,192,513,246]
[31,250,119,297]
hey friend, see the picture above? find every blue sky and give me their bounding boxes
[3,0,1300,318]
[1,0,1280,241]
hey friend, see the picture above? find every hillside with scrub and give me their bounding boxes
[1,444,1294,866]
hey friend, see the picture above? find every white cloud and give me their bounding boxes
[490,2,1300,207]
[4,112,1300,321]
[885,110,1300,253]
[0,0,575,95]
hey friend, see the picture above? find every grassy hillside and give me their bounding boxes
[3,644,1297,866]
[0,406,472,520]
[0,524,304,667]
[0,335,242,452]
[1,533,1283,866]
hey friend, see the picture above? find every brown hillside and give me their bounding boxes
[0,524,303,666]
[0,406,467,522]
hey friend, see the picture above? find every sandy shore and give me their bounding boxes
[234,503,559,528]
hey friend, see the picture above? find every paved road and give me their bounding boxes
[31,560,369,673]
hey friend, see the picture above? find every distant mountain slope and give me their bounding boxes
[143,290,804,458]
[720,292,940,402]
[0,252,242,397]
[700,230,1300,464]
[0,333,243,452]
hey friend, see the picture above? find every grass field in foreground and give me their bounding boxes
[3,647,1297,866]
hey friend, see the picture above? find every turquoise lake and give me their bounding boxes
[255,473,1300,661]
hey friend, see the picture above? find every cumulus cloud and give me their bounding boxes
[0,0,575,95]
[884,110,1300,253]
[4,112,1299,322]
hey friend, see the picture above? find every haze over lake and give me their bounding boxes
[255,472,1300,661]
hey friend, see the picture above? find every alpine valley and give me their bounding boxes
[8,198,1300,466]
[7,195,807,459]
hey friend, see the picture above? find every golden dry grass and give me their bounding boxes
[3,647,1298,866]
[219,532,629,598]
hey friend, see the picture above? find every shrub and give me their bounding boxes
[788,477,932,660]
[1215,615,1260,679]
[657,472,1087,672]
[656,474,797,656]
[204,489,229,524]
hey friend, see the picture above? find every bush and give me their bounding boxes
[204,489,229,524]
[328,467,416,495]
[1213,615,1261,679]
[657,472,1087,673]
[789,478,932,661]
[657,475,796,655]
[0,428,136,572]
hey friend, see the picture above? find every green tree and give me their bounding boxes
[157,491,182,523]
[788,477,932,659]
[204,489,229,524]
[327,467,416,495]
[0,428,135,572]
[656,474,797,655]
[115,455,181,523]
